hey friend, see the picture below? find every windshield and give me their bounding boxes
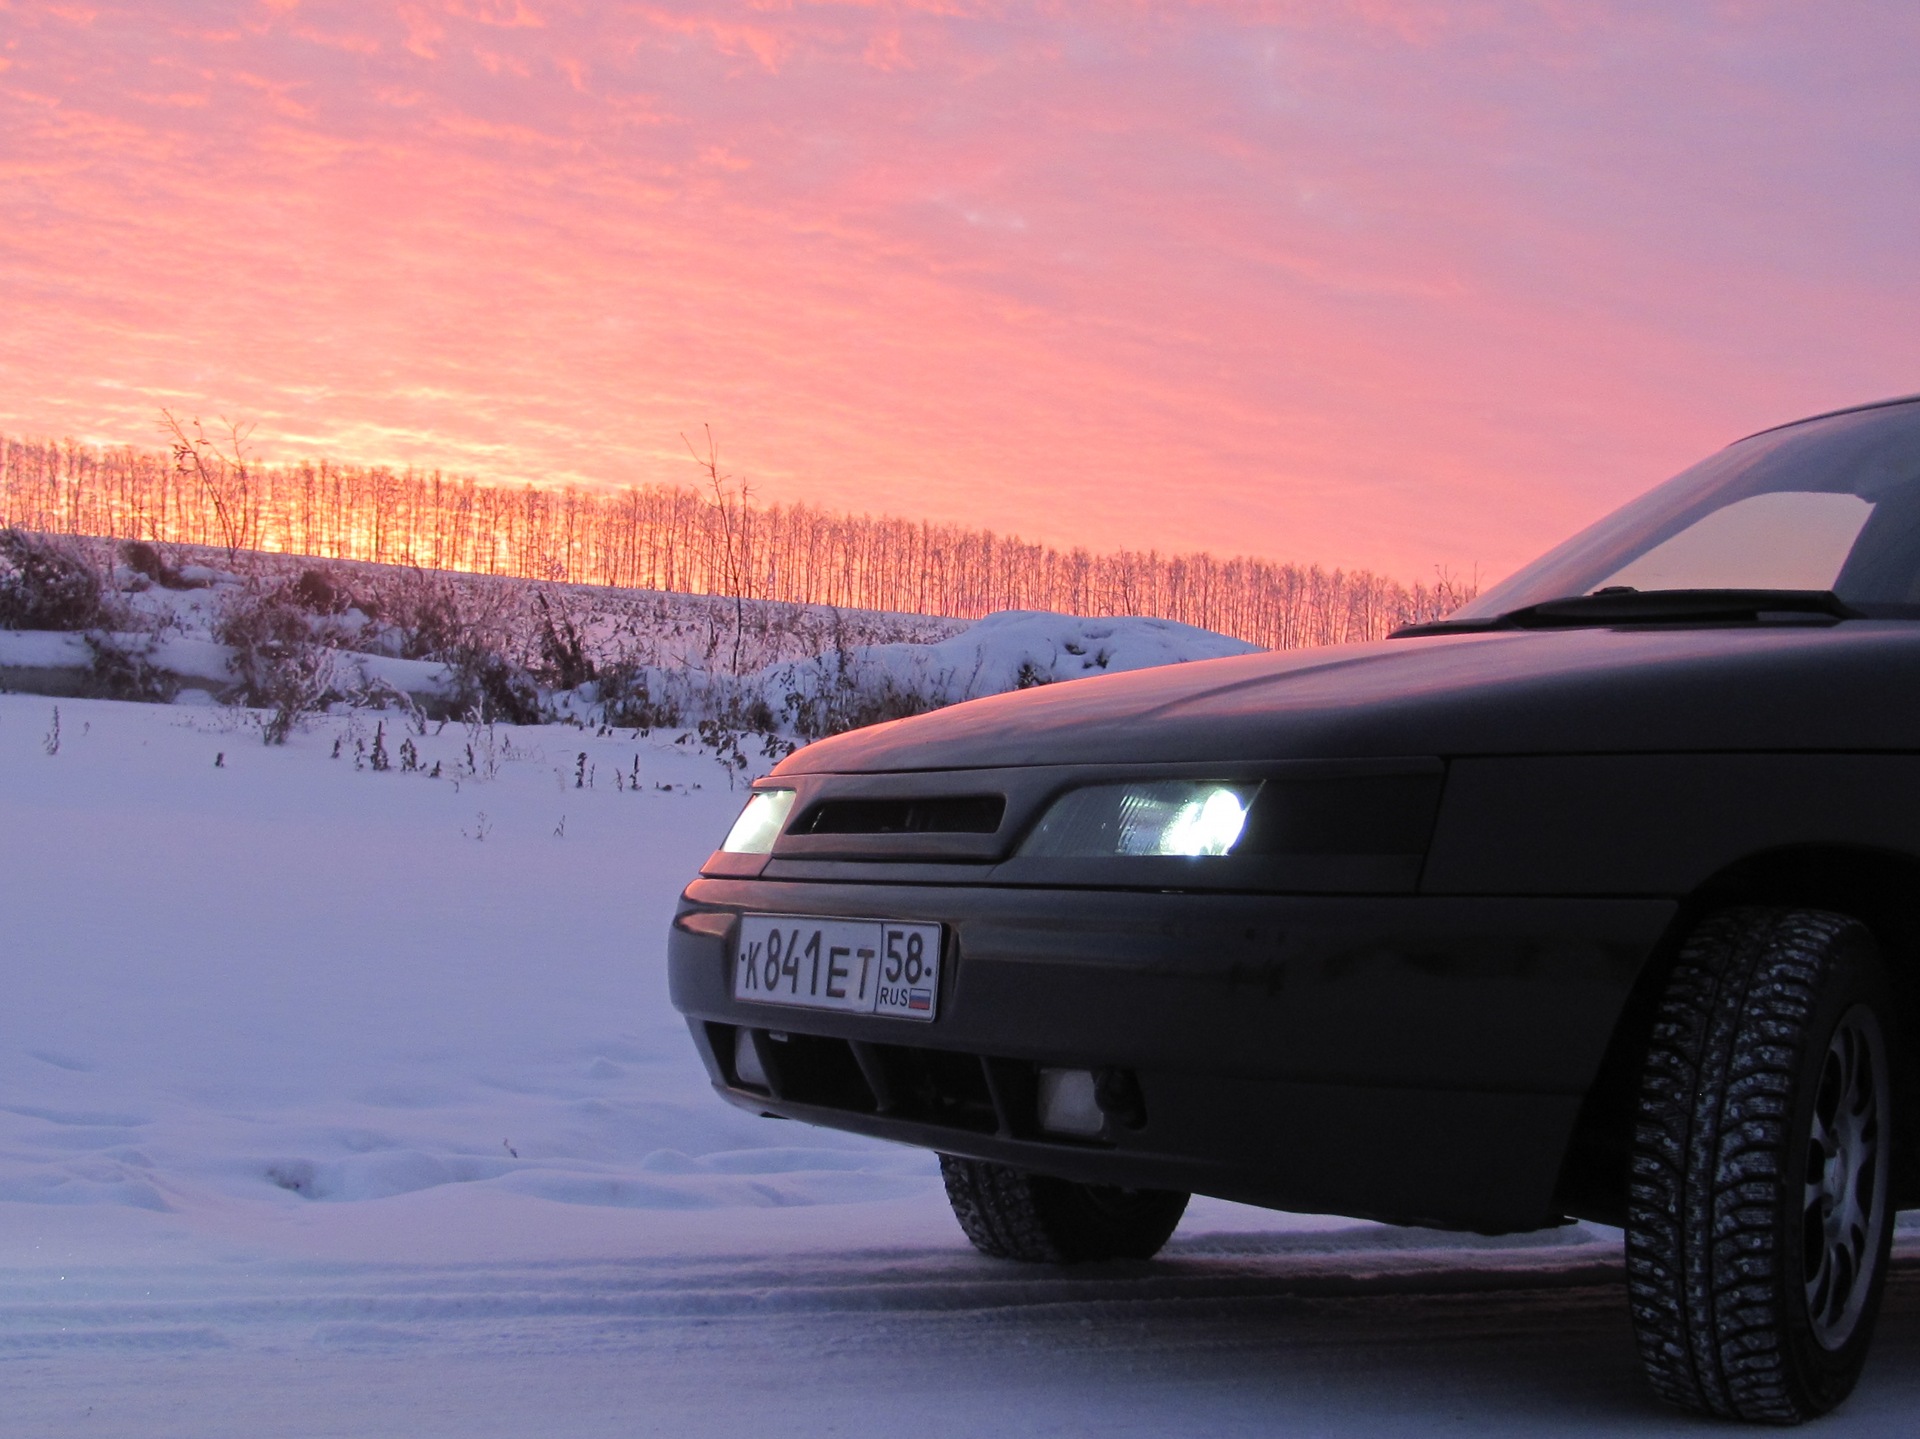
[1451,398,1920,621]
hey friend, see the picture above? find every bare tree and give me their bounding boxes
[684,425,753,675]
[1,428,1474,649]
[160,410,256,566]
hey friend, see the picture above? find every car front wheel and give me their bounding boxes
[939,1154,1189,1263]
[1628,907,1897,1423]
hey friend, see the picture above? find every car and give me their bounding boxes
[667,393,1920,1424]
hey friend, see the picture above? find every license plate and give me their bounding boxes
[733,914,943,1021]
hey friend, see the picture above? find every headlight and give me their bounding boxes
[1019,781,1260,858]
[720,789,797,854]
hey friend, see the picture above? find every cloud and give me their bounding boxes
[1,1,1918,581]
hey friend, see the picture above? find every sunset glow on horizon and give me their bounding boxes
[4,2,1919,588]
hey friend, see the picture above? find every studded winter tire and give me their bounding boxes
[1627,907,1896,1423]
[939,1155,1189,1263]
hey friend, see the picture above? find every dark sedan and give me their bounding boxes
[669,394,1920,1423]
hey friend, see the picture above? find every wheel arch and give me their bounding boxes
[1554,843,1920,1225]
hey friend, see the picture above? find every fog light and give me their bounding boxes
[733,1029,770,1091]
[1037,1068,1105,1137]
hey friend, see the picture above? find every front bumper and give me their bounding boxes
[669,877,1675,1232]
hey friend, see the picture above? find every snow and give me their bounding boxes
[4,578,1254,727]
[3,691,1917,1435]
[0,630,91,669]
[779,609,1262,704]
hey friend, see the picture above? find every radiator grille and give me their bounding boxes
[790,795,1004,837]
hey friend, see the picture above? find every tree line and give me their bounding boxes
[0,432,1473,648]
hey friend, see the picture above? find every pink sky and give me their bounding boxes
[2,2,1917,584]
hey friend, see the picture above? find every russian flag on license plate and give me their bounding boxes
[908,989,933,1012]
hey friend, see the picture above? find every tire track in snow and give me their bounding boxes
[7,1247,1920,1439]
[6,1228,1916,1359]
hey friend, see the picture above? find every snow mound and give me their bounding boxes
[798,609,1260,705]
[712,609,1262,743]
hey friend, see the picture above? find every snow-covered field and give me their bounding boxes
[0,539,1263,738]
[4,692,1918,1436]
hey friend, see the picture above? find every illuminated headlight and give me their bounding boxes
[1019,781,1260,858]
[720,789,797,854]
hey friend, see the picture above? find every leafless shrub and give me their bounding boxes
[254,649,335,744]
[595,659,684,730]
[289,566,355,615]
[0,528,106,630]
[691,690,786,783]
[531,589,594,689]
[329,566,530,719]
[84,633,180,703]
[120,540,203,591]
[338,672,427,729]
[817,679,936,738]
[768,608,940,742]
[216,584,315,693]
[441,644,544,726]
[781,652,937,742]
[456,711,527,783]
[356,565,517,663]
[215,582,340,742]
[378,570,473,659]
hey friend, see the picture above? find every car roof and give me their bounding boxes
[1736,393,1920,443]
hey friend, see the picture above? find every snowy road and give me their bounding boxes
[4,693,1917,1434]
[8,1223,1920,1436]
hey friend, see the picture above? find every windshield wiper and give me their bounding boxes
[1394,588,1863,637]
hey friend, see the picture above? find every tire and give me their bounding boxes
[939,1154,1189,1263]
[1628,907,1897,1423]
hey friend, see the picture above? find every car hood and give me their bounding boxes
[778,621,1920,774]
